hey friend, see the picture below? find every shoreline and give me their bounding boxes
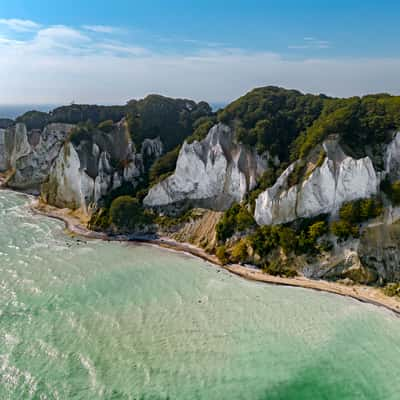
[28,198,400,317]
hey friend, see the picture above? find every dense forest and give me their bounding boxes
[15,95,212,153]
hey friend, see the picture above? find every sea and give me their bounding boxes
[0,190,400,399]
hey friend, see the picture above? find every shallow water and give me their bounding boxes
[0,190,400,400]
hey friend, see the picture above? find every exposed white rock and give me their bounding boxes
[385,131,400,180]
[255,138,379,225]
[5,123,75,191]
[0,129,8,171]
[141,137,163,160]
[94,152,113,203]
[0,123,31,172]
[42,121,145,214]
[144,123,268,210]
[43,143,94,213]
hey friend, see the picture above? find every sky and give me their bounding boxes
[1,0,400,105]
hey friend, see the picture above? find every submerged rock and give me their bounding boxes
[144,123,268,211]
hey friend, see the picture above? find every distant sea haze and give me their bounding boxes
[0,105,58,119]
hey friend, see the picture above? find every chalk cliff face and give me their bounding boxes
[41,121,162,214]
[144,123,268,211]
[385,132,400,180]
[255,137,379,226]
[0,123,75,192]
[0,123,31,173]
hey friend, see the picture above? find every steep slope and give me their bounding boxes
[255,136,379,225]
[144,123,268,211]
[0,122,75,191]
[41,120,162,214]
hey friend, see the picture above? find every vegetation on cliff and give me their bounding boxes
[213,87,400,171]
[12,87,400,285]
[16,95,212,148]
[381,178,400,205]
[16,105,126,130]
[291,95,400,166]
[215,196,384,277]
[0,118,14,129]
[217,86,326,160]
[148,146,181,185]
[331,198,383,240]
[109,196,154,232]
[126,95,212,151]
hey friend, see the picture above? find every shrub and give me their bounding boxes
[97,119,114,133]
[383,283,400,297]
[186,117,216,144]
[278,227,298,254]
[248,225,280,257]
[67,123,94,145]
[230,240,248,263]
[216,203,256,242]
[339,198,382,224]
[381,178,400,205]
[331,220,359,240]
[287,160,307,188]
[109,196,153,231]
[149,146,180,185]
[263,260,297,277]
[216,245,229,265]
[155,209,200,230]
[391,181,400,205]
[331,197,383,240]
[88,208,110,231]
[308,221,328,243]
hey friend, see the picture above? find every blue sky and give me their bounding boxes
[1,0,400,104]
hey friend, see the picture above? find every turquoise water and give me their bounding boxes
[0,190,400,399]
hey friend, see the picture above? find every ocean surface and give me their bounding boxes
[1,190,400,400]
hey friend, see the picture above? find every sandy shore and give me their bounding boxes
[30,199,400,316]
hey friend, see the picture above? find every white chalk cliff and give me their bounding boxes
[255,137,379,225]
[385,131,400,181]
[144,123,268,210]
[41,121,162,214]
[0,123,75,191]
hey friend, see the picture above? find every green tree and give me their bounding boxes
[230,240,248,263]
[97,119,114,133]
[278,227,298,254]
[216,245,229,265]
[109,196,152,231]
[308,221,328,243]
[331,220,359,240]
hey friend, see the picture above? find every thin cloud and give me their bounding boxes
[82,25,122,34]
[183,38,227,48]
[0,21,398,105]
[32,26,91,53]
[0,18,41,32]
[96,42,149,56]
[289,37,330,50]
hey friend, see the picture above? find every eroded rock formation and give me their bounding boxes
[0,123,75,192]
[144,123,268,211]
[41,121,160,214]
[255,137,379,226]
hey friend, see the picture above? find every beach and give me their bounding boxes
[30,198,400,317]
